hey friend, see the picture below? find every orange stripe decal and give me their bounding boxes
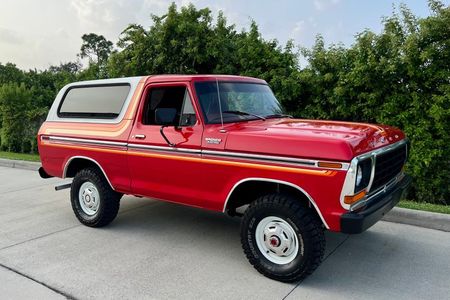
[44,142,337,177]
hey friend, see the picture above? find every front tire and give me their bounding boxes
[241,193,325,282]
[70,168,122,227]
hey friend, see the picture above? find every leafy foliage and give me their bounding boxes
[295,1,450,204]
[0,62,78,152]
[0,1,448,203]
[80,33,113,64]
[80,33,113,78]
[0,83,33,152]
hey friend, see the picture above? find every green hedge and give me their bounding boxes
[285,3,449,204]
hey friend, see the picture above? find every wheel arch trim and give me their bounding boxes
[63,156,115,191]
[223,177,329,229]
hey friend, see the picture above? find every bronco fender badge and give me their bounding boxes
[205,137,222,144]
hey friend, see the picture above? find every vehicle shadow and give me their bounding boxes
[111,197,245,252]
[112,196,349,264]
[113,197,450,299]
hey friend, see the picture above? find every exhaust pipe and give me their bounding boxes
[55,182,72,191]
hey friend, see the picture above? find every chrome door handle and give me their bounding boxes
[134,134,146,139]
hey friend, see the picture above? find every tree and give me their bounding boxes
[80,33,113,65]
[109,3,299,78]
[0,83,32,152]
[49,61,82,74]
[0,63,25,85]
[79,33,113,78]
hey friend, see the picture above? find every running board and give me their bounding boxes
[55,182,72,191]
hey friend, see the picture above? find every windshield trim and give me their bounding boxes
[207,115,264,124]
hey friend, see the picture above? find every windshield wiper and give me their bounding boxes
[265,114,293,119]
[222,110,266,121]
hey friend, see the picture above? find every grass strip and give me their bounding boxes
[0,151,40,162]
[398,200,450,215]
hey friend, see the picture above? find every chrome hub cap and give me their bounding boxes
[79,182,100,216]
[255,216,299,264]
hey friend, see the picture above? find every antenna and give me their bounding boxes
[216,79,226,133]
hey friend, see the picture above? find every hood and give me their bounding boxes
[224,118,405,161]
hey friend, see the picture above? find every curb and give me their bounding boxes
[0,158,41,171]
[383,207,450,232]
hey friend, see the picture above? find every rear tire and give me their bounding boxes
[241,193,325,282]
[70,168,122,227]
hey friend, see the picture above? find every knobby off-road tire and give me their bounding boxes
[70,168,122,227]
[241,193,325,282]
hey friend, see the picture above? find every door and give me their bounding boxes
[128,82,204,207]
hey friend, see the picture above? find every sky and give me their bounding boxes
[0,0,448,70]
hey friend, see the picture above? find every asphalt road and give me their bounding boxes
[1,166,449,300]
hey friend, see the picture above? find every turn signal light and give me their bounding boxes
[344,190,366,205]
[318,162,343,169]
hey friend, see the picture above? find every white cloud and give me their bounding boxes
[289,17,319,47]
[69,0,192,40]
[313,0,341,11]
[70,0,135,38]
[0,27,24,45]
[291,20,306,39]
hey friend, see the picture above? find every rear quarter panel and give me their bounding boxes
[38,77,147,193]
[38,120,133,192]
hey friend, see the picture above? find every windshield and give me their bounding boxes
[194,81,285,124]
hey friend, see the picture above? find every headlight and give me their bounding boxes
[356,165,363,186]
[355,158,372,192]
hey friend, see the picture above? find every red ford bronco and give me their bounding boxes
[38,75,411,282]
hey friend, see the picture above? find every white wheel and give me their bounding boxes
[255,216,300,264]
[78,181,100,216]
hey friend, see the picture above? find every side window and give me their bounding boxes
[143,86,196,126]
[58,84,130,118]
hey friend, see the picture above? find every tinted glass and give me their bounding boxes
[143,86,186,125]
[194,82,284,124]
[59,84,130,118]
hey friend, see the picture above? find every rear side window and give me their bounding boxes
[58,84,131,118]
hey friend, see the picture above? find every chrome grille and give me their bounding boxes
[371,143,407,192]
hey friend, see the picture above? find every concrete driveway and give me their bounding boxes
[0,166,449,300]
